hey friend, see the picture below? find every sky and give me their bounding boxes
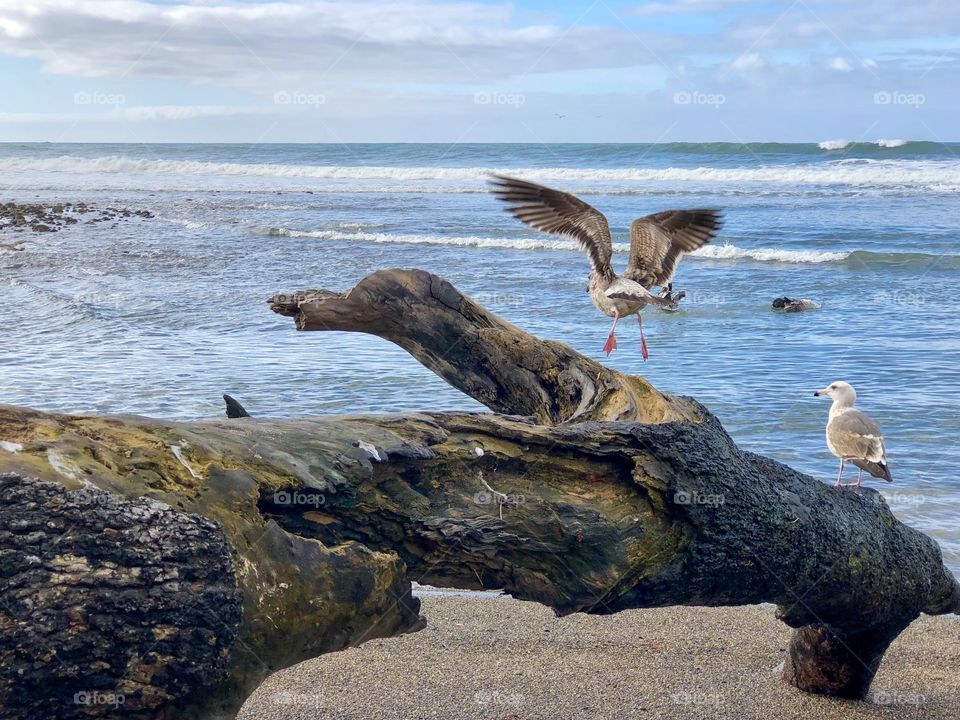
[0,0,956,143]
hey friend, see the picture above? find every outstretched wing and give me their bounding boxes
[625,209,723,288]
[489,175,613,278]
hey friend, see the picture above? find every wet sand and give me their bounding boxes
[238,592,960,720]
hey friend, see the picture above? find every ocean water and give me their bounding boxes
[0,141,958,574]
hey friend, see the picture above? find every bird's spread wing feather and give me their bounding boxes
[489,175,613,277]
[828,409,891,480]
[625,209,723,288]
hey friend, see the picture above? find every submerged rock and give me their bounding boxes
[0,201,156,235]
[772,296,821,312]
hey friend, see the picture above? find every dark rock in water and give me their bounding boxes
[1,201,155,235]
[223,394,251,418]
[772,296,820,312]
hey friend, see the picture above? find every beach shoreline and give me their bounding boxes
[239,590,960,720]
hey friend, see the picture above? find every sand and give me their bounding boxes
[238,591,960,720]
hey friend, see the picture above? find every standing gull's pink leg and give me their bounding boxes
[854,467,864,488]
[602,309,620,356]
[834,458,845,488]
[637,314,649,361]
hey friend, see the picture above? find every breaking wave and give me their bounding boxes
[2,155,960,192]
[255,227,960,269]
[818,139,850,151]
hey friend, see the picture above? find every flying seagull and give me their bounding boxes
[814,381,892,487]
[490,175,723,358]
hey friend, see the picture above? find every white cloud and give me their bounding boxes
[631,0,748,17]
[726,1,960,51]
[0,106,274,123]
[0,0,955,141]
[118,105,271,121]
[731,52,765,71]
[0,0,628,90]
[829,56,853,71]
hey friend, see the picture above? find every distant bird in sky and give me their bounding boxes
[489,174,722,358]
[814,381,892,487]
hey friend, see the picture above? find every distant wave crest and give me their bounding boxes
[690,244,848,263]
[255,227,960,269]
[256,228,843,264]
[662,140,943,155]
[4,154,960,192]
[818,139,850,151]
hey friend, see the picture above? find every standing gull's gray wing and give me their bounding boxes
[625,209,723,288]
[489,175,614,279]
[827,409,892,481]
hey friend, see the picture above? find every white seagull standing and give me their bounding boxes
[814,381,893,488]
[490,175,722,359]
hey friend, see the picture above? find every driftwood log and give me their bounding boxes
[0,268,956,719]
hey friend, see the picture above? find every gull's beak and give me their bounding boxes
[813,391,821,397]
[813,388,829,397]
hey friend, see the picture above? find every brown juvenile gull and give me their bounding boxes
[490,174,723,358]
[814,380,892,488]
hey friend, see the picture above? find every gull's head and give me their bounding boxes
[814,381,856,405]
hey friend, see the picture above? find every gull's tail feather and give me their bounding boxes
[852,458,893,482]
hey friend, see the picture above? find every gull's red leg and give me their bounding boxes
[602,310,620,356]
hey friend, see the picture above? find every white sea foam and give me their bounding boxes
[259,227,605,251]
[818,139,850,150]
[689,243,849,263]
[877,139,907,148]
[160,217,206,230]
[262,227,851,264]
[2,155,960,192]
